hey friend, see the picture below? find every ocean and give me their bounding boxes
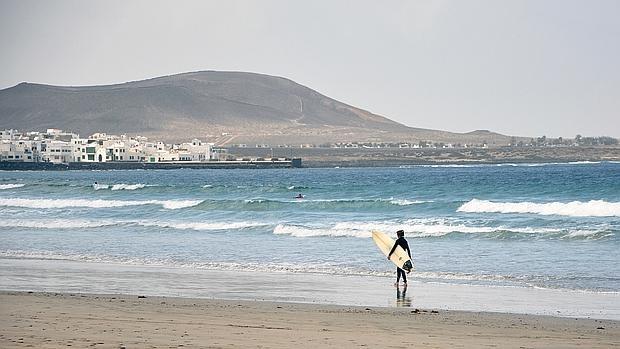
[1,162,619,316]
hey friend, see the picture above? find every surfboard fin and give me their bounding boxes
[403,260,413,272]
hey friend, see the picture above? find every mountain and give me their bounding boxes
[0,71,512,145]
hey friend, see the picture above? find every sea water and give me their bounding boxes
[0,163,618,306]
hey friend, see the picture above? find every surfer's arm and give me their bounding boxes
[387,242,398,258]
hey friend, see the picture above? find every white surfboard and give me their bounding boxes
[372,230,414,272]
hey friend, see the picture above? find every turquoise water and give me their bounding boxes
[0,162,619,293]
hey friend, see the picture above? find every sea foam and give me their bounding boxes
[93,183,148,190]
[111,183,147,190]
[0,198,203,210]
[272,220,609,239]
[0,183,25,190]
[458,199,620,217]
[0,219,118,229]
[138,221,267,231]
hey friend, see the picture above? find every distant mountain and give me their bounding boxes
[0,71,513,145]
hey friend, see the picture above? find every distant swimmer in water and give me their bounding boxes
[295,193,304,199]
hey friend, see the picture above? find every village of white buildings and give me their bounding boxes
[0,129,226,164]
[2,128,617,164]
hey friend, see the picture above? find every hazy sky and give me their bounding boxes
[1,0,618,137]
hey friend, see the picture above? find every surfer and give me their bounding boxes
[295,193,304,199]
[387,230,411,286]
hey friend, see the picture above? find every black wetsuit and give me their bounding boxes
[388,237,411,283]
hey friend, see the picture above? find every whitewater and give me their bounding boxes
[0,162,618,295]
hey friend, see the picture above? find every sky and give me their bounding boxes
[1,0,618,138]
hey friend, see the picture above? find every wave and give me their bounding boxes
[137,221,268,231]
[93,183,148,190]
[243,197,429,206]
[0,198,203,210]
[111,183,147,191]
[458,199,620,217]
[0,183,25,190]
[287,185,311,190]
[389,199,429,206]
[0,218,267,231]
[273,220,613,240]
[0,219,119,229]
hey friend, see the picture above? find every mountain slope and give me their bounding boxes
[0,71,511,145]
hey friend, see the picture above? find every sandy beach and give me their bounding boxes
[1,291,618,349]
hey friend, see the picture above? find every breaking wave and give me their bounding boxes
[0,219,119,229]
[0,219,267,231]
[243,197,429,206]
[137,221,268,231]
[0,198,203,210]
[273,220,613,240]
[111,183,147,190]
[0,183,25,190]
[389,199,429,206]
[458,199,620,217]
[93,183,148,190]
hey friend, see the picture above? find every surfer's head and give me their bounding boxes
[396,229,404,238]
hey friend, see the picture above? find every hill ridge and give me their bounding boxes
[0,70,511,145]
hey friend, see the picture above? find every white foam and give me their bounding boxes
[458,199,620,217]
[157,200,204,209]
[563,229,610,239]
[0,184,25,190]
[273,224,370,238]
[388,199,429,206]
[138,221,267,231]
[245,199,268,203]
[0,219,117,229]
[93,183,149,190]
[272,220,604,239]
[0,198,203,210]
[111,183,146,191]
[273,221,499,238]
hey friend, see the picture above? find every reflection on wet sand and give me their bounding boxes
[396,284,411,307]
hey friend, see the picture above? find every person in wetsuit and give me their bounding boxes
[387,229,411,285]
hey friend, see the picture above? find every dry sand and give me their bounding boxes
[1,291,618,348]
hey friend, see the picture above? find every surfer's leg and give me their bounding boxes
[401,269,407,284]
[396,267,401,284]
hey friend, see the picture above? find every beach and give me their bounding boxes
[1,291,618,348]
[1,165,619,347]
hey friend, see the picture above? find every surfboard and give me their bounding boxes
[372,230,414,272]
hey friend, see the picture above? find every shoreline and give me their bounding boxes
[2,258,619,321]
[1,290,618,348]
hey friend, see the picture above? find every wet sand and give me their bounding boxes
[1,291,618,348]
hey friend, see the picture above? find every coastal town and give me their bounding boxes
[0,128,225,164]
[1,128,618,168]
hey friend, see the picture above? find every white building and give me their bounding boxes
[1,129,220,164]
[41,140,74,163]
